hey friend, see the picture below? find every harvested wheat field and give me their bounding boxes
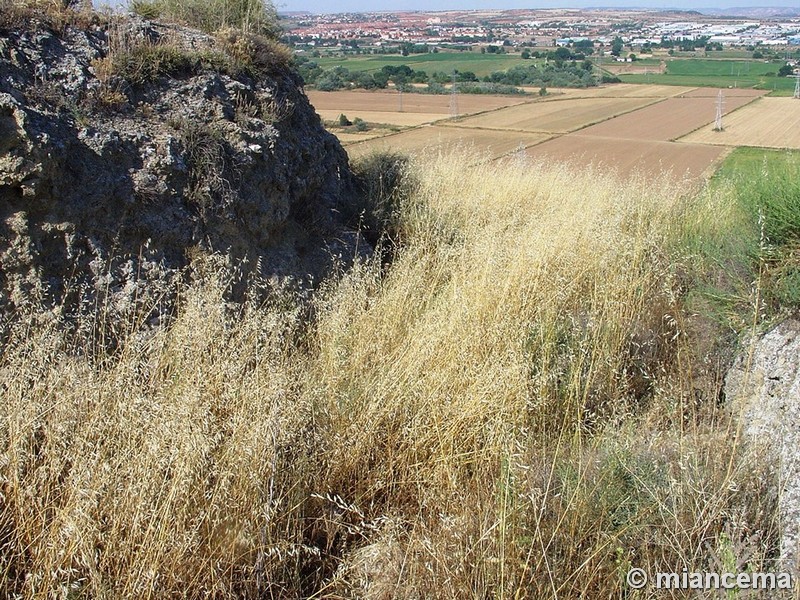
[679,97,800,149]
[331,130,394,143]
[522,135,727,181]
[307,89,527,116]
[315,109,447,127]
[574,95,759,141]
[679,87,767,98]
[449,96,656,133]
[345,125,550,160]
[531,83,696,98]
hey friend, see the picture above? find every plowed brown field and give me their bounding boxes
[522,135,727,181]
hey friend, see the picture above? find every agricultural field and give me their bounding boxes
[309,81,783,183]
[344,126,551,160]
[572,94,764,141]
[618,58,799,95]
[311,51,528,77]
[679,97,800,149]
[449,96,657,134]
[307,89,526,118]
[520,135,727,181]
[536,83,696,98]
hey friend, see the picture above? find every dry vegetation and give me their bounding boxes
[0,154,783,598]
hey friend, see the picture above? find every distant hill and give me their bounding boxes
[698,6,800,18]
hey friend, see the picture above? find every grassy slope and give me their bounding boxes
[2,150,789,597]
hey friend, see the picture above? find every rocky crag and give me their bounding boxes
[0,14,360,328]
[726,320,800,576]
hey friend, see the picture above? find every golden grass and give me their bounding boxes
[0,156,781,598]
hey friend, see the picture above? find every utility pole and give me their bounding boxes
[449,70,459,118]
[714,89,725,131]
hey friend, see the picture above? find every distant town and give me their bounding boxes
[282,8,800,53]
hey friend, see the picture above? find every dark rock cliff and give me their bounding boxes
[0,16,360,326]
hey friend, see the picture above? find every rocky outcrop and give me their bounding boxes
[725,320,800,575]
[0,16,360,326]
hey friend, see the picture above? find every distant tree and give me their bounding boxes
[555,46,572,60]
[521,49,531,59]
[372,72,389,88]
[779,64,794,77]
[539,86,547,96]
[753,50,763,59]
[338,113,351,126]
[611,37,623,57]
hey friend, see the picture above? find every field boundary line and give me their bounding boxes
[671,95,764,144]
[438,97,667,135]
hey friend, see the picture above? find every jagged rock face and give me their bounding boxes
[725,320,800,575]
[0,18,357,323]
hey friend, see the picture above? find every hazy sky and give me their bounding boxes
[277,1,800,15]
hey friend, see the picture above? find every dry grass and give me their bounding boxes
[129,0,281,38]
[0,156,782,598]
[0,0,101,31]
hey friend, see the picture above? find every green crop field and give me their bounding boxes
[312,52,528,77]
[619,58,797,95]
